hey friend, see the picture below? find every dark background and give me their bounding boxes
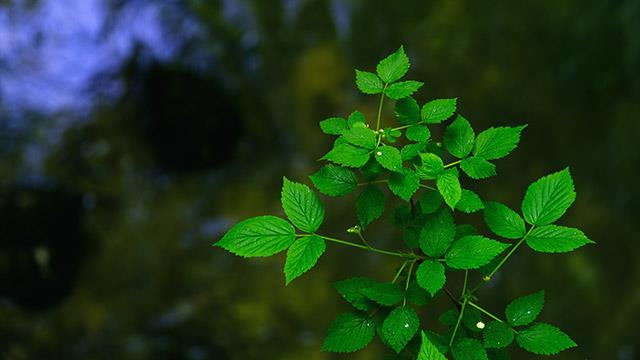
[0,0,638,359]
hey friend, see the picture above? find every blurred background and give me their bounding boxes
[0,0,638,359]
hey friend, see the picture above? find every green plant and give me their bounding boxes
[214,46,593,359]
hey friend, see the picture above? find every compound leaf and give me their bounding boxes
[215,216,296,257]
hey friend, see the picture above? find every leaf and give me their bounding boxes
[419,190,443,214]
[381,307,420,353]
[319,117,348,135]
[334,277,376,311]
[284,235,326,284]
[385,80,424,100]
[375,145,404,172]
[437,169,462,209]
[310,164,358,197]
[521,168,576,226]
[473,125,526,160]
[321,312,376,352]
[401,142,427,161]
[418,331,448,360]
[455,189,484,213]
[355,70,383,94]
[421,98,457,124]
[483,201,526,239]
[395,97,420,124]
[456,224,480,239]
[483,321,514,349]
[516,323,576,355]
[376,46,410,83]
[506,290,544,326]
[356,185,385,228]
[451,338,488,360]
[416,260,446,296]
[388,170,420,201]
[342,125,377,150]
[405,280,432,306]
[215,216,296,257]
[348,110,366,127]
[526,225,594,253]
[445,235,510,270]
[406,125,431,142]
[415,153,444,180]
[361,157,383,180]
[444,115,475,158]
[321,138,371,168]
[461,156,496,179]
[360,282,404,306]
[281,177,325,233]
[419,207,456,257]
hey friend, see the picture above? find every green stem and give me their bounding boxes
[418,183,437,191]
[467,302,519,334]
[357,232,372,248]
[375,84,388,132]
[308,234,418,259]
[357,179,388,186]
[444,160,462,168]
[449,298,468,347]
[403,260,417,306]
[461,270,468,297]
[392,260,410,284]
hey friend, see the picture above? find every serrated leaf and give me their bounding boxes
[415,153,444,180]
[445,235,510,270]
[215,216,296,257]
[310,164,358,197]
[322,312,376,352]
[322,138,371,168]
[385,80,424,100]
[438,309,459,327]
[506,290,544,326]
[388,170,420,201]
[284,235,326,284]
[319,117,348,135]
[334,277,376,311]
[473,125,526,160]
[348,110,366,127]
[355,70,383,94]
[421,98,457,124]
[483,201,526,239]
[419,207,456,257]
[375,145,404,172]
[381,307,420,353]
[419,190,444,214]
[343,126,377,150]
[521,168,576,226]
[376,46,409,83]
[526,225,594,253]
[484,321,514,349]
[416,260,446,296]
[401,142,427,161]
[405,280,432,306]
[361,157,383,180]
[516,323,576,355]
[461,156,496,179]
[452,338,488,360]
[456,224,480,239]
[455,189,484,213]
[281,177,325,232]
[356,185,385,228]
[361,282,404,306]
[418,331,448,360]
[437,169,462,209]
[395,97,420,124]
[444,115,475,158]
[406,125,431,142]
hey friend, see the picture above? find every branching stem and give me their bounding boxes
[302,234,420,259]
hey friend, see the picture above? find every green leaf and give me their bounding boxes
[506,290,544,326]
[415,153,444,180]
[421,98,457,124]
[456,224,480,239]
[342,126,377,150]
[460,156,496,179]
[444,115,475,158]
[419,190,443,214]
[418,331,448,360]
[388,170,420,201]
[516,323,576,355]
[483,201,526,239]
[361,282,404,306]
[401,142,427,161]
[455,189,484,213]
[473,125,526,160]
[376,46,409,83]
[406,125,431,142]
[348,110,366,127]
[521,168,576,226]
[451,338,488,360]
[395,97,420,124]
[355,70,383,94]
[526,225,594,253]
[405,280,432,306]
[356,185,385,228]
[375,145,403,172]
[310,164,358,197]
[483,321,514,349]
[361,157,383,180]
[321,138,371,168]
[416,260,446,296]
[281,177,325,232]
[319,117,348,135]
[334,277,376,311]
[284,235,326,284]
[322,312,376,352]
[445,235,510,270]
[381,307,420,353]
[385,80,424,100]
[437,169,462,209]
[419,207,456,257]
[215,216,296,257]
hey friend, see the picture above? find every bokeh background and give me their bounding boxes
[1,0,638,359]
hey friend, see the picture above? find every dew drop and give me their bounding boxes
[376,151,382,156]
[476,321,485,329]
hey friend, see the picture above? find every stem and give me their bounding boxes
[392,260,410,284]
[444,160,462,168]
[449,298,468,347]
[467,302,519,334]
[308,234,418,259]
[375,84,387,132]
[443,287,462,310]
[357,232,372,248]
[357,179,388,186]
[418,183,437,191]
[403,260,416,306]
[461,270,468,297]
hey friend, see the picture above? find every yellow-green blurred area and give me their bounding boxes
[0,0,638,359]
